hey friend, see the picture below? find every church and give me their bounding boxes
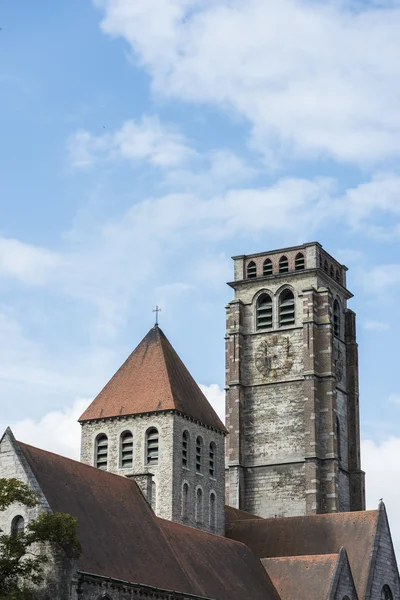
[1,241,399,600]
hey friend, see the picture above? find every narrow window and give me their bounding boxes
[196,488,203,524]
[247,261,257,279]
[336,416,342,462]
[333,300,340,338]
[209,443,216,477]
[330,264,335,278]
[279,255,289,273]
[120,431,133,469]
[382,586,393,600]
[182,483,189,520]
[279,290,295,326]
[263,258,273,276]
[95,434,108,470]
[324,259,328,272]
[146,428,159,465]
[256,294,273,330]
[196,437,203,472]
[210,493,216,532]
[11,515,25,536]
[182,431,189,468]
[295,252,305,270]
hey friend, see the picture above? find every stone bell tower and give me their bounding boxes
[225,242,365,518]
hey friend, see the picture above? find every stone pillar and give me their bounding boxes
[128,473,154,507]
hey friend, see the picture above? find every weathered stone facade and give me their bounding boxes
[80,412,225,535]
[225,242,365,517]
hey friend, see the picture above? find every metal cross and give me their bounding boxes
[153,305,162,326]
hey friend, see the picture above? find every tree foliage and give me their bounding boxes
[0,478,81,599]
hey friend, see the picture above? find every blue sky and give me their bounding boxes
[1,0,400,542]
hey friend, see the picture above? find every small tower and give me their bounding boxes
[225,242,365,518]
[79,326,227,535]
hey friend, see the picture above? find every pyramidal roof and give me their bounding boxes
[79,326,227,433]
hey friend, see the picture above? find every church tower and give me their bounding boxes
[79,325,227,535]
[225,242,365,518]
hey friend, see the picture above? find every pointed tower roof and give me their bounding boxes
[79,326,227,433]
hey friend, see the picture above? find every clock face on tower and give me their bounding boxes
[255,335,294,378]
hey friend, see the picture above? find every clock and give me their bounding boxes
[255,335,294,378]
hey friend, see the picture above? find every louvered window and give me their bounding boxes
[324,259,328,272]
[209,443,216,477]
[256,294,273,330]
[11,516,25,536]
[382,586,393,600]
[330,265,335,278]
[182,431,189,467]
[279,290,295,326]
[263,259,273,276]
[247,261,257,279]
[279,255,289,273]
[95,434,108,470]
[335,269,340,283]
[120,431,133,469]
[196,487,203,524]
[333,300,340,338]
[146,428,159,465]
[295,253,305,270]
[196,437,203,472]
[210,493,216,532]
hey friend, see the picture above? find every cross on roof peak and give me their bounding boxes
[153,305,162,326]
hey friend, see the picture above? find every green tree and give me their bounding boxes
[0,478,81,599]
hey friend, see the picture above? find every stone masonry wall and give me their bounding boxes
[366,506,400,600]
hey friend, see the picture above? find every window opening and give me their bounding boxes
[147,428,159,465]
[279,255,289,273]
[263,259,273,276]
[120,431,133,469]
[96,434,108,470]
[11,516,25,536]
[382,586,393,600]
[247,261,257,279]
[333,300,340,338]
[209,443,216,477]
[182,431,189,467]
[336,416,342,462]
[182,483,189,520]
[196,437,202,472]
[210,493,216,532]
[330,265,335,278]
[295,253,305,270]
[196,488,203,524]
[336,269,340,283]
[279,290,295,326]
[324,259,328,272]
[256,294,273,330]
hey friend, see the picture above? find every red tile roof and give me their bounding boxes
[226,510,378,599]
[18,441,277,600]
[79,326,226,433]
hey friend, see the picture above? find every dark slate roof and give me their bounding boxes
[261,554,338,600]
[18,441,277,600]
[79,326,226,433]
[226,510,378,600]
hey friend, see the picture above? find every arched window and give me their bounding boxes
[336,416,342,462]
[209,443,216,477]
[196,437,203,472]
[382,586,393,600]
[336,269,340,283]
[342,596,351,600]
[210,493,216,532]
[263,259,273,276]
[330,265,335,278]
[295,253,305,270]
[256,293,273,330]
[196,487,203,524]
[120,431,133,469]
[182,483,189,520]
[279,290,295,326]
[324,259,328,272]
[279,255,289,273]
[11,515,25,536]
[182,431,189,468]
[247,261,257,279]
[333,300,340,338]
[146,428,159,465]
[95,434,108,470]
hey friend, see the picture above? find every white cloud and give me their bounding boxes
[95,0,400,165]
[199,383,225,423]
[389,394,400,406]
[68,115,194,169]
[0,236,63,285]
[364,320,389,331]
[10,398,88,460]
